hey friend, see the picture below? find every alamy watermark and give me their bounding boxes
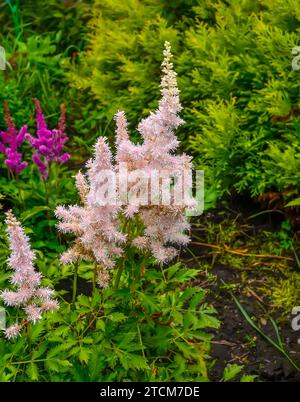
[292,46,300,71]
[291,306,300,331]
[0,307,6,331]
[0,46,6,70]
[88,164,204,216]
[291,306,300,344]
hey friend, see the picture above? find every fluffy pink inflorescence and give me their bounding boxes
[26,99,70,179]
[0,100,28,174]
[55,137,126,278]
[56,42,196,286]
[115,42,196,263]
[4,323,23,340]
[0,211,58,339]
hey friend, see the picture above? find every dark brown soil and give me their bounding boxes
[185,199,300,382]
[207,263,300,382]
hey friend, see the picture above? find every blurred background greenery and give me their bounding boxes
[2,0,300,204]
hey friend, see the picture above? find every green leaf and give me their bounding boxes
[175,341,196,359]
[107,312,127,322]
[286,198,300,207]
[79,348,91,364]
[46,358,72,372]
[27,363,39,381]
[20,206,51,222]
[240,374,258,382]
[32,343,48,360]
[119,352,149,371]
[223,364,243,382]
[77,295,91,308]
[96,319,105,331]
[198,309,220,329]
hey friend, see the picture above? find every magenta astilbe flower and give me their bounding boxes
[0,100,28,174]
[26,99,70,179]
[0,211,58,340]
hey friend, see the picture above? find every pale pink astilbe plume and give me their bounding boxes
[115,111,145,168]
[57,43,196,289]
[41,299,59,312]
[115,42,196,263]
[35,287,55,300]
[56,138,126,284]
[0,211,58,339]
[4,323,23,340]
[75,171,89,205]
[138,41,184,155]
[24,304,42,324]
[96,269,110,288]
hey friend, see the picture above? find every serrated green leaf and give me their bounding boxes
[107,312,127,322]
[240,374,258,382]
[79,348,91,364]
[223,364,243,382]
[27,363,39,381]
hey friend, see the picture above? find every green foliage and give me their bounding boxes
[71,0,300,204]
[0,0,100,165]
[0,252,219,381]
[222,364,243,382]
[1,0,299,383]
[222,363,257,382]
[268,273,300,313]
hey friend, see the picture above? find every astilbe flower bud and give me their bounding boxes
[0,100,28,174]
[0,211,58,340]
[26,99,70,179]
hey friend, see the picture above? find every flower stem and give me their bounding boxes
[92,265,97,293]
[114,262,125,290]
[72,263,78,307]
[26,321,31,352]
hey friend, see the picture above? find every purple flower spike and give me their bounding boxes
[32,154,48,180]
[0,101,28,175]
[26,99,71,179]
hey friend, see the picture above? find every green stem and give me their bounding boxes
[44,178,49,207]
[137,323,146,360]
[114,262,125,290]
[93,264,97,293]
[233,294,300,372]
[72,263,78,307]
[7,0,22,41]
[26,321,31,352]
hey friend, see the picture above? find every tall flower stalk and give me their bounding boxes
[115,42,196,263]
[0,100,28,176]
[26,99,70,180]
[55,138,126,292]
[56,42,196,290]
[0,211,58,340]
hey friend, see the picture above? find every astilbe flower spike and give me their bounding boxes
[0,100,28,174]
[55,138,126,287]
[56,42,196,287]
[26,99,70,179]
[115,41,196,263]
[0,211,58,340]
